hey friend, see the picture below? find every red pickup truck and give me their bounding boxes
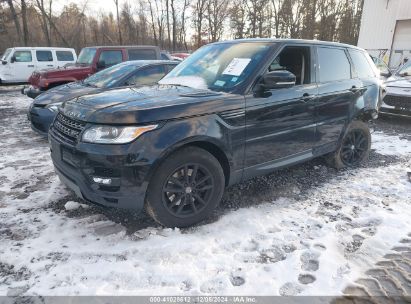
[23,45,161,98]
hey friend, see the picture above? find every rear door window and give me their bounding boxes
[318,47,351,82]
[128,49,157,60]
[349,50,376,78]
[99,50,123,66]
[36,50,53,62]
[126,65,166,86]
[13,51,32,62]
[56,51,74,61]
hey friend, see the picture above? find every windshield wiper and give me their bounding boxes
[83,82,98,88]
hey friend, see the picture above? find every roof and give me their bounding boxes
[84,45,159,49]
[115,60,179,67]
[10,47,75,51]
[211,38,363,50]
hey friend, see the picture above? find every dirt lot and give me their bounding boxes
[0,85,410,296]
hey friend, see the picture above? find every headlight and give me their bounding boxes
[82,125,158,144]
[46,102,62,112]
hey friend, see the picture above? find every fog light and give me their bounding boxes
[92,177,112,185]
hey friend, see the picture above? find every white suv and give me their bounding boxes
[0,47,77,83]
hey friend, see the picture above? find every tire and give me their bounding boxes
[326,120,371,169]
[145,146,225,228]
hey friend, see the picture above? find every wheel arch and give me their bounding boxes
[146,136,232,187]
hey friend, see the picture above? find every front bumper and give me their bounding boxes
[380,94,411,118]
[49,129,149,211]
[28,105,56,137]
[22,86,43,99]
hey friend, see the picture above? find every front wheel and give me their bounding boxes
[326,120,371,169]
[145,146,225,228]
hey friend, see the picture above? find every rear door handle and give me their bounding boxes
[47,64,53,67]
[27,65,34,67]
[301,93,315,102]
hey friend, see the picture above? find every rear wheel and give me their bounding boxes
[145,146,225,227]
[326,120,371,169]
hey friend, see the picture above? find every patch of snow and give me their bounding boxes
[372,131,411,156]
[64,201,89,211]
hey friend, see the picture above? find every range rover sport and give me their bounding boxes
[49,39,382,227]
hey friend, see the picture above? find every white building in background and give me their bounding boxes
[358,0,411,68]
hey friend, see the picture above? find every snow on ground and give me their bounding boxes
[0,87,410,296]
[372,131,411,156]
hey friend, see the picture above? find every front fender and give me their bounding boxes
[135,114,245,185]
[351,83,381,121]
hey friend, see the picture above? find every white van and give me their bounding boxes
[0,47,77,83]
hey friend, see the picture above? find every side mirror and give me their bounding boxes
[1,60,7,65]
[97,60,106,69]
[261,70,296,90]
[380,71,392,78]
[10,56,16,63]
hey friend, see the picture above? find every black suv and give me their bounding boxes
[49,39,382,227]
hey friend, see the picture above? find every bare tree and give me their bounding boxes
[170,0,176,51]
[207,0,229,42]
[35,0,51,46]
[192,0,207,48]
[271,0,285,37]
[0,0,366,53]
[113,0,122,44]
[279,0,304,39]
[229,0,247,39]
[20,0,28,45]
[179,0,189,50]
[4,0,23,44]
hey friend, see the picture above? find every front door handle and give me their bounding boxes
[27,65,34,67]
[47,64,53,67]
[301,93,315,102]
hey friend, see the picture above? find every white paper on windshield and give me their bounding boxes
[222,58,251,76]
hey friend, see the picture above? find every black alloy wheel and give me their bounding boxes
[326,120,371,169]
[162,163,215,217]
[340,129,369,166]
[145,146,225,228]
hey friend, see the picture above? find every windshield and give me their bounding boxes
[1,48,12,61]
[159,42,272,92]
[83,63,138,88]
[396,61,411,76]
[77,48,97,65]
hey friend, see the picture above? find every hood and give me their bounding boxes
[39,64,93,78]
[61,85,244,124]
[33,82,103,106]
[385,75,411,96]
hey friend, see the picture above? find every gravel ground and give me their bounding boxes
[0,85,410,296]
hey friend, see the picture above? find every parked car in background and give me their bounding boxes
[160,51,183,62]
[49,39,382,228]
[380,60,411,118]
[28,60,177,136]
[23,45,161,98]
[171,52,190,60]
[0,47,76,84]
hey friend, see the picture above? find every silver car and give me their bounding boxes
[380,61,411,118]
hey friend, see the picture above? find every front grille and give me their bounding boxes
[384,94,411,109]
[52,113,86,144]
